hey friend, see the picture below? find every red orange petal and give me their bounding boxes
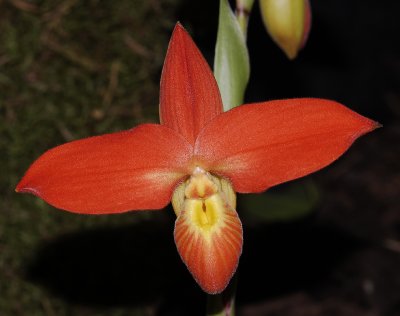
[16,124,192,214]
[195,98,379,193]
[159,23,223,146]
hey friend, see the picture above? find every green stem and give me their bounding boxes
[206,275,237,316]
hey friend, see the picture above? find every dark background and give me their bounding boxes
[1,0,399,315]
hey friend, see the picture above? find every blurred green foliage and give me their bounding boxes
[0,0,180,314]
[239,179,319,224]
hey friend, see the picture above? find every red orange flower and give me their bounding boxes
[16,23,378,294]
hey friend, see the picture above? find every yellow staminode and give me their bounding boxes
[185,195,222,232]
[184,167,219,200]
[172,167,237,237]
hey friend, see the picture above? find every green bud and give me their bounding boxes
[259,0,311,59]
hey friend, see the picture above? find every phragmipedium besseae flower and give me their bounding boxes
[16,23,378,294]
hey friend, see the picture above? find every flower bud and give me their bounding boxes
[259,0,311,59]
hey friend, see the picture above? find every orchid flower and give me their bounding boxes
[16,23,378,294]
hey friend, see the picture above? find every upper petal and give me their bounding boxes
[159,23,223,146]
[194,98,379,193]
[16,124,193,214]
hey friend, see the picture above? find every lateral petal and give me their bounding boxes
[195,98,379,193]
[16,124,192,214]
[159,23,223,146]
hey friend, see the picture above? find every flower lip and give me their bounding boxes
[173,165,242,294]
